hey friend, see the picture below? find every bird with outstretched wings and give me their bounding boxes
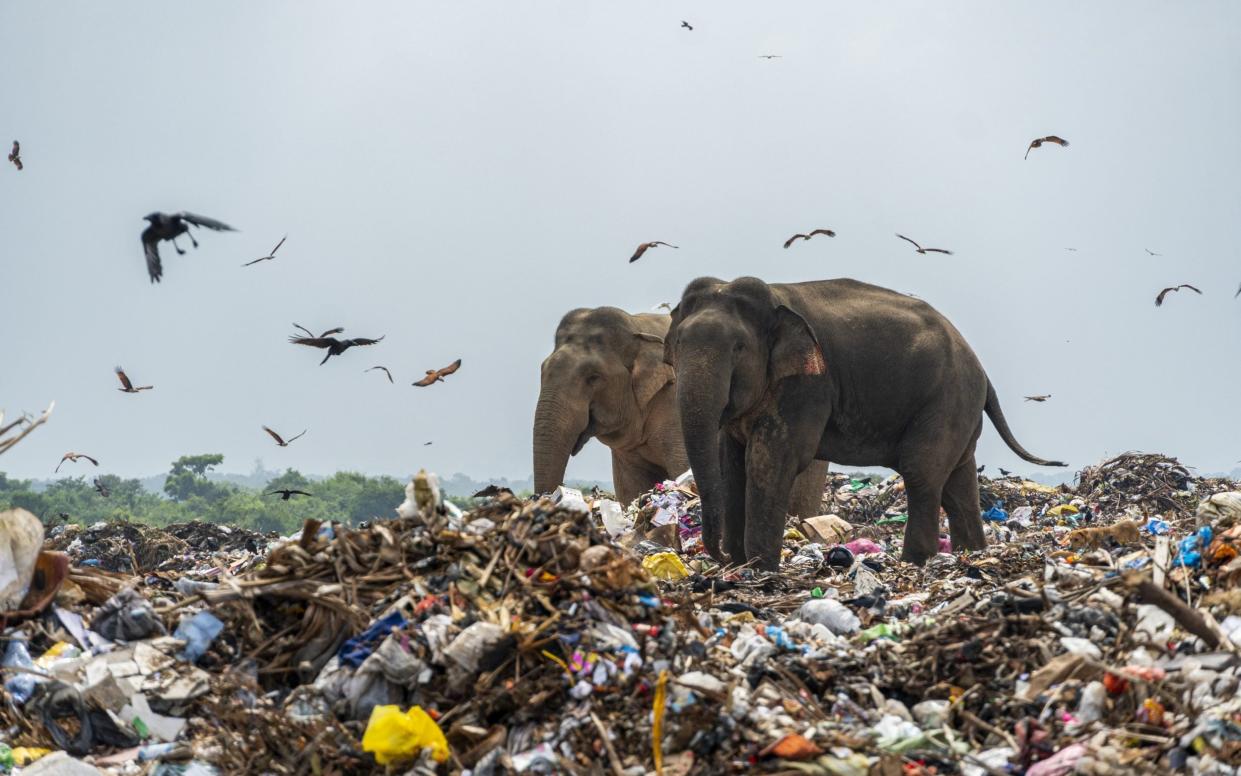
[141,211,237,283]
[783,229,836,249]
[115,367,152,393]
[243,235,286,266]
[681,20,692,30]
[629,241,678,263]
[1024,135,1069,160]
[1154,284,1202,307]
[1024,395,1051,402]
[896,234,952,255]
[366,366,394,383]
[56,452,99,472]
[262,425,306,447]
[289,333,384,364]
[291,323,345,339]
[267,489,313,500]
[8,141,21,170]
[413,359,462,387]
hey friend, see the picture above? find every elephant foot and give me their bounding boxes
[900,545,932,566]
[953,532,987,552]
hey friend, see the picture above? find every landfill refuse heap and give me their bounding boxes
[2,453,1240,775]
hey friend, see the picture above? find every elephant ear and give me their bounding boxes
[661,304,682,366]
[769,305,826,382]
[632,332,676,409]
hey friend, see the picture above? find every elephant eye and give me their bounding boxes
[586,374,603,386]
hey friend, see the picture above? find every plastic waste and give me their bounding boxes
[93,588,167,642]
[825,546,855,568]
[2,637,41,703]
[0,507,44,609]
[361,704,449,765]
[912,699,949,727]
[17,751,104,776]
[174,611,225,663]
[339,610,407,668]
[938,535,952,553]
[1144,517,1172,535]
[642,551,690,580]
[0,744,11,770]
[1196,491,1241,523]
[1175,526,1212,567]
[1074,681,1106,727]
[596,499,629,536]
[844,538,884,555]
[796,599,860,635]
[173,578,220,596]
[550,485,589,514]
[1026,743,1088,776]
[982,504,1008,522]
[860,623,899,643]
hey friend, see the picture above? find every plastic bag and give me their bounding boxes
[174,611,224,662]
[642,551,689,581]
[361,704,449,764]
[0,508,44,609]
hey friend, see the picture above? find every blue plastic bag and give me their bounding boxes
[175,611,225,662]
[982,505,1008,522]
[339,611,407,668]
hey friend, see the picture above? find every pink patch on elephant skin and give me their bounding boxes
[804,347,826,376]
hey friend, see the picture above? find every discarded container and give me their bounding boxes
[0,508,44,609]
[361,704,449,765]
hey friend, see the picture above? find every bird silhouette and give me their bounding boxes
[1024,135,1069,160]
[243,236,286,266]
[115,367,152,393]
[1155,284,1202,307]
[629,241,678,263]
[94,478,110,497]
[783,229,836,249]
[1024,395,1051,402]
[7,141,21,171]
[896,234,952,255]
[262,426,306,447]
[976,464,986,474]
[1065,248,1078,252]
[366,366,394,383]
[289,333,384,364]
[655,302,673,312]
[267,489,313,500]
[1145,249,1162,257]
[999,468,1012,477]
[1234,282,1240,299]
[681,20,692,30]
[413,359,462,387]
[141,211,237,283]
[56,452,99,472]
[758,55,782,59]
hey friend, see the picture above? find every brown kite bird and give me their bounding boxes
[783,229,836,249]
[243,235,286,266]
[1024,135,1069,160]
[896,233,953,255]
[366,366,394,383]
[629,241,679,263]
[1155,284,1202,307]
[289,333,384,364]
[94,477,110,497]
[115,367,153,393]
[262,425,306,447]
[413,359,462,387]
[7,141,21,171]
[1024,395,1051,402]
[56,452,99,472]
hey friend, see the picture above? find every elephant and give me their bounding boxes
[663,276,1064,570]
[534,306,828,513]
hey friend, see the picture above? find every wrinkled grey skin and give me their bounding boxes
[664,277,1064,570]
[534,306,828,511]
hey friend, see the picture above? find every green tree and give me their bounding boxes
[164,454,231,503]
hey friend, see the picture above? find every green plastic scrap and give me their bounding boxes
[0,743,12,771]
[848,479,869,492]
[875,514,908,525]
[859,623,899,643]
[811,587,825,598]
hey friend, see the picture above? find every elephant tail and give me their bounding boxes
[984,380,1067,467]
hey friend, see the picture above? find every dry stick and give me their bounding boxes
[589,711,626,776]
[1124,574,1221,649]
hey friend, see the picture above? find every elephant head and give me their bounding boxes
[533,307,675,495]
[663,277,825,557]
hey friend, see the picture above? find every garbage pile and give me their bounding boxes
[1,456,1239,775]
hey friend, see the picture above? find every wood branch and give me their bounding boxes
[1123,571,1220,649]
[0,401,54,455]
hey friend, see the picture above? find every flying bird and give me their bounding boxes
[262,425,306,447]
[1024,135,1069,160]
[655,302,673,312]
[7,141,21,171]
[1064,248,1078,252]
[783,229,836,249]
[1024,395,1051,402]
[267,489,313,501]
[366,366,394,383]
[896,233,953,255]
[413,359,462,387]
[289,334,384,364]
[1145,249,1162,257]
[1154,284,1202,307]
[1234,282,1240,299]
[94,478,110,498]
[243,235,286,266]
[55,452,99,472]
[681,20,692,30]
[629,241,678,263]
[141,211,237,283]
[115,367,153,393]
[758,55,782,59]
[292,324,345,339]
[424,441,433,446]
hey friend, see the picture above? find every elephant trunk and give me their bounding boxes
[532,389,590,496]
[676,356,732,560]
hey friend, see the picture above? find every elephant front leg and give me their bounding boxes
[742,425,802,572]
[719,431,747,564]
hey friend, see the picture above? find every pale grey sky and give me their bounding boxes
[2,1,1238,484]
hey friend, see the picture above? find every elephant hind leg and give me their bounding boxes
[941,456,987,553]
[899,474,944,565]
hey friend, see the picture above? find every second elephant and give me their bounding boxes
[533,306,827,512]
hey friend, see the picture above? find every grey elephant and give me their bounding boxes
[533,306,828,513]
[663,277,1064,570]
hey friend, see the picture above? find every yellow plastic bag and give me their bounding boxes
[12,747,52,766]
[1047,504,1079,517]
[362,705,449,765]
[642,551,689,581]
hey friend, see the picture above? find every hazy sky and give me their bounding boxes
[2,1,1238,485]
